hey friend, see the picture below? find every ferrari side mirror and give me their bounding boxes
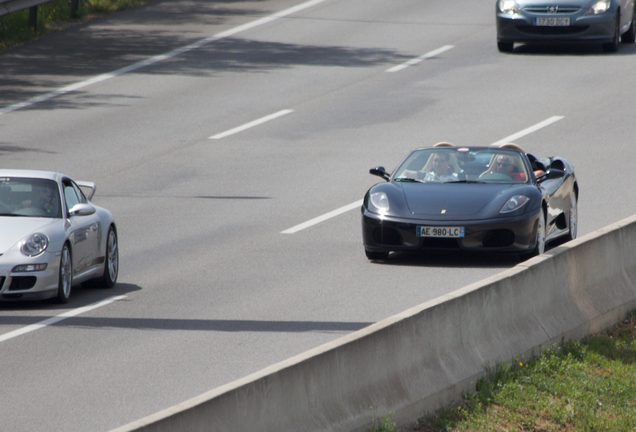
[369,166,390,181]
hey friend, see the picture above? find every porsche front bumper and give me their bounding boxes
[0,250,61,301]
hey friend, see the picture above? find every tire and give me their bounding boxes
[603,12,620,52]
[521,209,546,260]
[98,226,119,288]
[365,249,389,260]
[565,194,578,241]
[621,8,636,43]
[498,41,514,52]
[56,244,72,303]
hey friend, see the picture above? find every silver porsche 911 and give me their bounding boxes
[0,170,118,303]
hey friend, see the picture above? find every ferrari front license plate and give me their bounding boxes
[534,17,570,26]
[417,226,465,238]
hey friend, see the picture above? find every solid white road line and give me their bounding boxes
[0,0,329,116]
[281,200,363,234]
[386,45,455,73]
[209,109,294,140]
[489,116,564,147]
[0,295,127,343]
[282,116,565,234]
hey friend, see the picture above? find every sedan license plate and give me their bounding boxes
[534,17,570,26]
[417,226,465,238]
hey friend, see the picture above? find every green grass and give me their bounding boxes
[409,310,636,432]
[0,0,155,51]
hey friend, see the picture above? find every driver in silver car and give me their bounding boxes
[21,184,59,215]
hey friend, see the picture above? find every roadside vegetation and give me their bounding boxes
[371,310,636,432]
[0,0,155,51]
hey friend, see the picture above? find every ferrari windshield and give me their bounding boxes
[393,147,531,184]
[0,177,62,218]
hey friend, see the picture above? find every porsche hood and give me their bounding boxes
[400,183,520,217]
[0,218,59,254]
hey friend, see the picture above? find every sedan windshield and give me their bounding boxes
[393,147,531,184]
[0,178,62,218]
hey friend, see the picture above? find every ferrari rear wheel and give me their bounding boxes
[565,195,578,241]
[365,249,389,261]
[56,244,72,304]
[99,226,119,288]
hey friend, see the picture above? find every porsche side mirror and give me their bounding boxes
[537,169,565,182]
[370,166,390,181]
[69,203,96,217]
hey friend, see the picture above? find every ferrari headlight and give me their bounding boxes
[498,0,521,14]
[501,195,530,213]
[585,0,611,15]
[370,192,389,212]
[21,233,49,257]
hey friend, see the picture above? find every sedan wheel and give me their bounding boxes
[99,227,119,288]
[56,245,72,303]
[566,195,578,241]
[621,8,636,43]
[603,12,620,52]
[497,41,514,53]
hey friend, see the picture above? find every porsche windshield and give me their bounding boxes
[0,178,62,218]
[393,148,530,184]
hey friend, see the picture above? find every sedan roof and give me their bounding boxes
[0,169,63,181]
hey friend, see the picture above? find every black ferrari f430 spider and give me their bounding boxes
[361,143,578,260]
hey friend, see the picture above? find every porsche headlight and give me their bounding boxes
[370,192,389,212]
[21,233,49,257]
[501,195,530,213]
[498,0,521,14]
[585,0,611,15]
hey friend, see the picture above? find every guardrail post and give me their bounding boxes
[71,0,80,17]
[29,6,38,30]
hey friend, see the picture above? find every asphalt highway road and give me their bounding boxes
[1,1,636,431]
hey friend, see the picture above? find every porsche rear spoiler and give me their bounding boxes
[76,181,97,201]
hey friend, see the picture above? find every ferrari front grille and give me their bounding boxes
[373,227,403,246]
[482,230,515,248]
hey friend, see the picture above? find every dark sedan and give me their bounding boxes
[496,0,636,52]
[361,145,578,260]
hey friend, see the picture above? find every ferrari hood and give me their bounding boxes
[0,218,58,254]
[401,183,518,216]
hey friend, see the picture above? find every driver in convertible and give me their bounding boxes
[493,154,526,182]
[423,152,458,182]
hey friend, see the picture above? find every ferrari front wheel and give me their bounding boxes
[365,249,389,261]
[522,210,545,260]
[56,244,72,303]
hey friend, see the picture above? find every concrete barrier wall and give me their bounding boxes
[110,214,636,432]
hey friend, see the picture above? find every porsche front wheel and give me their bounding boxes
[56,244,72,303]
